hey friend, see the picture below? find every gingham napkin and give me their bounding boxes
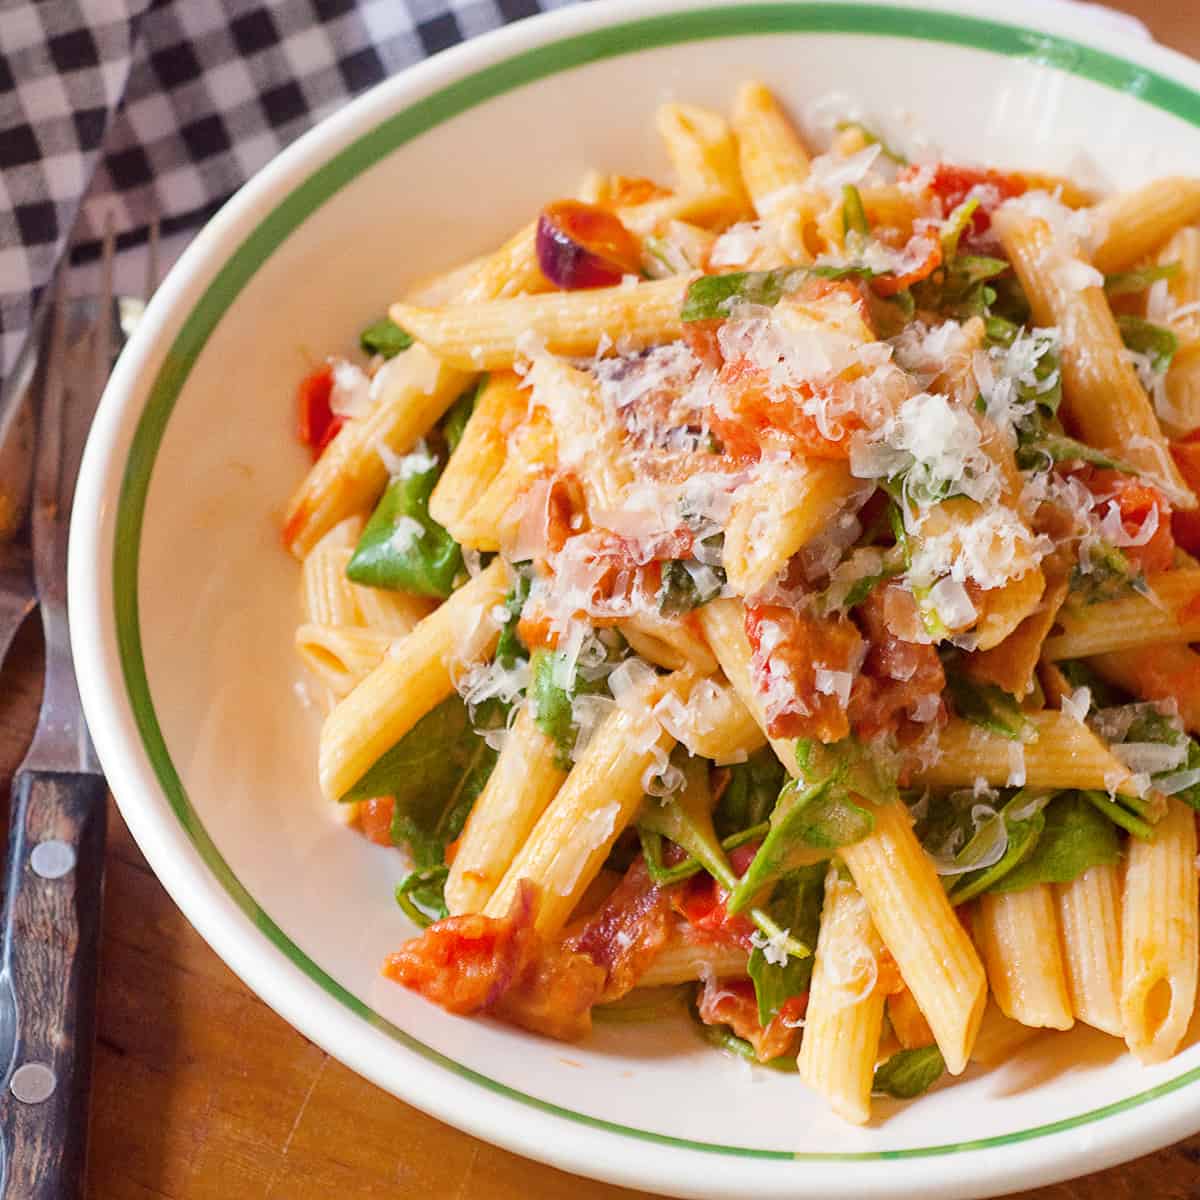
[0,0,1149,395]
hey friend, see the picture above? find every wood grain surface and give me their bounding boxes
[4,2,1200,1194]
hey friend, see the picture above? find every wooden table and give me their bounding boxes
[5,1,1200,1194]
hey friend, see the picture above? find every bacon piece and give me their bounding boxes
[384,881,605,1041]
[565,859,674,1001]
[695,976,805,1063]
[847,584,946,739]
[744,601,865,741]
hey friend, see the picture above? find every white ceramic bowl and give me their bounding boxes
[69,2,1200,1196]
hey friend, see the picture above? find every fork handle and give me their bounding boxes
[0,770,107,1200]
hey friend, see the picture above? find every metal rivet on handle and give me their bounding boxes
[30,840,75,880]
[10,1064,56,1104]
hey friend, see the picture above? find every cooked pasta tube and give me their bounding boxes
[797,866,886,1126]
[656,103,751,222]
[732,81,810,212]
[659,672,766,765]
[976,886,1074,1030]
[969,999,1043,1067]
[457,220,550,303]
[428,370,528,532]
[1149,226,1200,435]
[444,705,568,916]
[619,610,718,675]
[1055,864,1124,1036]
[722,461,860,596]
[1163,343,1200,440]
[840,802,986,1076]
[283,344,473,558]
[1088,643,1200,734]
[390,276,689,372]
[483,670,693,936]
[294,624,393,698]
[1121,796,1199,1063]
[887,986,935,1051]
[302,540,362,627]
[994,206,1193,506]
[317,558,509,800]
[1042,569,1200,659]
[1089,178,1200,275]
[912,712,1142,797]
[350,585,435,638]
[636,926,750,987]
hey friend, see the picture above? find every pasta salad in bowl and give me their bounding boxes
[70,2,1200,1196]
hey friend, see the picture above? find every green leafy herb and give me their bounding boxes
[990,792,1121,892]
[1104,261,1180,297]
[944,668,1033,741]
[940,198,980,262]
[842,184,869,239]
[395,866,449,926]
[1117,315,1178,374]
[714,748,787,840]
[1057,660,1120,709]
[946,791,1051,904]
[441,378,484,453]
[690,1000,798,1072]
[658,559,726,616]
[1015,431,1132,474]
[1068,541,1145,605]
[346,455,462,597]
[639,821,769,887]
[681,264,882,321]
[835,120,909,165]
[344,696,496,867]
[747,864,825,1025]
[1080,789,1155,841]
[914,251,1009,322]
[494,569,531,668]
[873,1045,945,1098]
[528,643,614,769]
[360,316,413,358]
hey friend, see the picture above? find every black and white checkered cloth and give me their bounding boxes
[0,0,578,392]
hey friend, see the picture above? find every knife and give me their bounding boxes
[0,259,113,1198]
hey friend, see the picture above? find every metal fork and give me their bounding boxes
[0,222,156,1199]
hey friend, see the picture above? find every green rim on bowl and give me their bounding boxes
[113,2,1200,1161]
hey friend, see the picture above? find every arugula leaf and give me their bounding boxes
[658,559,726,616]
[395,866,449,926]
[873,1045,945,1098]
[528,643,614,769]
[1118,315,1178,374]
[441,378,484,453]
[843,184,870,239]
[1080,789,1155,841]
[1015,431,1132,474]
[946,791,1050,904]
[990,792,1121,892]
[346,456,462,597]
[1057,659,1121,709]
[914,253,1009,322]
[360,316,413,358]
[714,748,787,840]
[940,197,979,262]
[944,668,1033,741]
[343,696,497,866]
[747,864,825,1025]
[1104,261,1180,297]
[1068,541,1145,605]
[494,569,531,668]
[727,740,886,913]
[988,273,1032,327]
[834,120,909,165]
[690,999,798,1071]
[639,822,769,887]
[680,264,882,321]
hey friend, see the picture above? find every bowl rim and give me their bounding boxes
[69,2,1200,1196]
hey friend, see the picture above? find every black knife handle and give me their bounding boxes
[0,770,107,1200]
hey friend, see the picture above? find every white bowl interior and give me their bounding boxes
[75,4,1200,1196]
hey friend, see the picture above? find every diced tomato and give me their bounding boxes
[744,601,865,742]
[1170,437,1200,555]
[682,319,725,371]
[1071,466,1176,574]
[358,797,394,847]
[870,230,942,297]
[385,881,605,1041]
[695,976,805,1063]
[296,362,342,460]
[544,472,588,554]
[538,200,642,288]
[847,584,946,739]
[672,872,757,949]
[905,163,1027,246]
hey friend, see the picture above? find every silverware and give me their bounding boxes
[0,223,154,1199]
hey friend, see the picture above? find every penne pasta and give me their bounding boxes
[294,623,393,699]
[618,610,718,675]
[969,999,1043,1067]
[1042,569,1200,659]
[1121,797,1199,1063]
[731,81,811,244]
[994,206,1193,507]
[1055,863,1124,1036]
[660,672,766,765]
[302,538,363,627]
[317,559,509,800]
[912,712,1141,797]
[444,705,568,916]
[976,885,1075,1030]
[1090,178,1200,275]
[389,276,689,372]
[656,103,752,222]
[797,866,886,1125]
[636,925,750,987]
[1087,642,1200,734]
